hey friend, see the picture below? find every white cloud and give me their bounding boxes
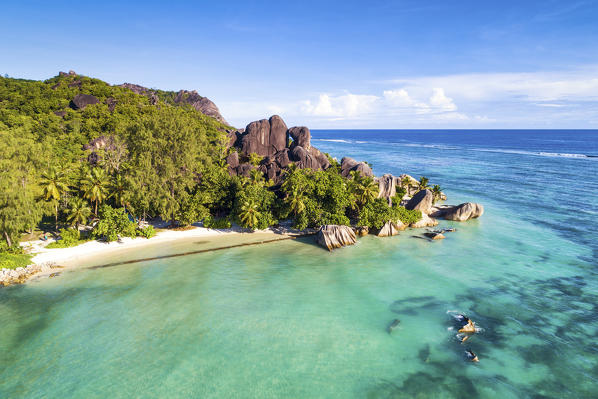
[301,93,379,118]
[390,67,598,102]
[221,65,598,128]
[429,88,457,111]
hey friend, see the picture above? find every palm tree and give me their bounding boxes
[111,174,129,210]
[285,187,306,217]
[431,185,443,204]
[40,166,69,230]
[418,176,430,190]
[239,199,261,230]
[400,176,412,195]
[67,197,92,229]
[355,176,378,206]
[81,168,109,215]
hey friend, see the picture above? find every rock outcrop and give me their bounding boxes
[240,116,288,157]
[444,203,484,221]
[0,263,56,287]
[340,157,373,178]
[316,225,356,251]
[173,90,228,124]
[398,174,420,196]
[288,126,311,149]
[409,213,438,228]
[354,226,369,237]
[118,84,228,123]
[376,221,405,237]
[405,189,434,214]
[70,94,99,110]
[377,174,398,205]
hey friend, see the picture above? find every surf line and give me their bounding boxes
[88,233,316,270]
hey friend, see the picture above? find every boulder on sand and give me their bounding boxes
[444,202,484,221]
[405,189,434,214]
[316,225,356,251]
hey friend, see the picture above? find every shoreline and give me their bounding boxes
[2,225,310,287]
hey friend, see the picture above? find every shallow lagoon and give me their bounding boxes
[1,130,597,398]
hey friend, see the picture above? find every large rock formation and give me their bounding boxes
[226,115,332,181]
[444,203,484,221]
[288,126,311,149]
[316,225,357,251]
[377,174,398,205]
[405,189,434,214]
[340,157,373,178]
[240,115,288,157]
[70,94,99,110]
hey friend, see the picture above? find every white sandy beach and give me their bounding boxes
[28,226,292,269]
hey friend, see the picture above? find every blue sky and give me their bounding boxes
[2,0,598,128]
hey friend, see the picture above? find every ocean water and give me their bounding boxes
[1,130,597,398]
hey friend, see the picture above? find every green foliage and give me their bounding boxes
[280,167,351,229]
[136,225,156,239]
[359,197,422,229]
[46,228,86,248]
[0,252,32,270]
[394,206,422,225]
[233,184,276,230]
[248,153,263,166]
[0,73,229,238]
[203,216,232,229]
[418,176,430,190]
[92,205,137,242]
[66,197,91,228]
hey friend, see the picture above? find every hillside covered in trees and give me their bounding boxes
[0,71,424,263]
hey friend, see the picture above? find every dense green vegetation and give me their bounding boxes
[0,72,422,267]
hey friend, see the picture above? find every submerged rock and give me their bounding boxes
[405,189,434,214]
[387,319,401,333]
[444,203,484,221]
[423,232,445,240]
[316,225,356,251]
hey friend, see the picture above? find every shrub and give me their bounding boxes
[0,253,32,270]
[203,216,232,229]
[46,228,82,248]
[136,225,156,239]
[92,205,137,242]
[395,207,422,225]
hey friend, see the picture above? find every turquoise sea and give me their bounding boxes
[1,130,597,398]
